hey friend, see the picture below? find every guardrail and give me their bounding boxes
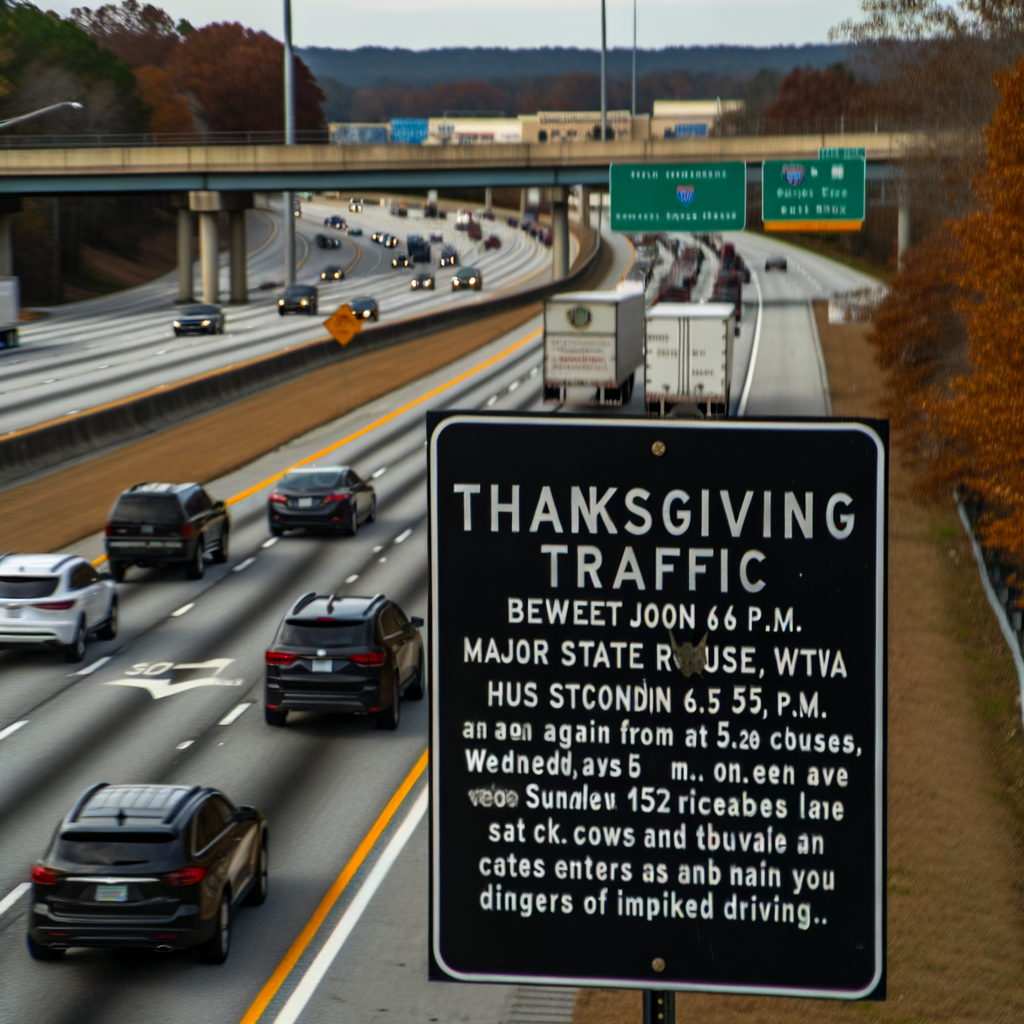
[0,227,601,488]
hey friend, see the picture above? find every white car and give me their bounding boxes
[0,553,118,662]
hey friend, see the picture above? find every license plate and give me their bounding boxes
[297,498,313,508]
[311,659,332,672]
[4,606,21,618]
[141,525,154,535]
[95,884,128,902]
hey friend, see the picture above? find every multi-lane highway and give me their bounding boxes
[0,199,558,436]
[0,225,868,1024]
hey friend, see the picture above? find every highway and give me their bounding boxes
[0,228,866,1024]
[0,198,558,437]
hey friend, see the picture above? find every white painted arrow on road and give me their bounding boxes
[105,658,244,699]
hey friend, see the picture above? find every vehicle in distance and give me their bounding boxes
[384,235,399,248]
[320,266,345,281]
[172,305,223,336]
[279,284,319,315]
[452,267,482,291]
[324,215,347,230]
[349,200,363,213]
[348,296,379,321]
[267,465,376,536]
[455,210,472,231]
[410,271,435,291]
[105,482,230,582]
[439,244,459,268]
[27,783,267,963]
[765,254,788,272]
[347,227,363,237]
[392,254,411,269]
[0,553,117,663]
[407,235,431,262]
[315,234,340,249]
[265,593,425,729]
[507,216,519,228]
[371,230,384,243]
[484,235,502,250]
[429,231,444,243]
[481,210,496,221]
[466,220,482,241]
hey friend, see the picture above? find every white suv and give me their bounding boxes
[0,554,118,662]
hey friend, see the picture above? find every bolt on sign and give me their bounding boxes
[610,163,746,232]
[428,414,887,999]
[762,158,866,233]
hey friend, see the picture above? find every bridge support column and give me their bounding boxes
[897,194,911,269]
[484,186,493,213]
[229,210,248,304]
[176,208,193,303]
[519,189,527,221]
[551,186,569,280]
[283,191,296,286]
[198,211,219,304]
[578,186,590,230]
[0,196,22,280]
[188,191,253,305]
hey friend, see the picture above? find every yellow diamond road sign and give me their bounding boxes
[324,304,363,347]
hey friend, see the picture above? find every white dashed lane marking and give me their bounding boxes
[0,720,28,741]
[219,703,253,726]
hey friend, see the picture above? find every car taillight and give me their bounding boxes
[165,867,206,886]
[269,491,286,504]
[180,523,194,539]
[349,651,385,666]
[32,600,75,611]
[323,493,348,504]
[32,865,57,885]
[266,651,298,666]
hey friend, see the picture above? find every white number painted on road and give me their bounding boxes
[104,658,243,700]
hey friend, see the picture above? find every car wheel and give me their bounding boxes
[406,650,426,700]
[269,523,284,537]
[243,837,268,906]
[63,619,87,663]
[376,679,400,730]
[368,495,377,523]
[185,541,205,580]
[348,506,358,536]
[173,329,181,337]
[213,527,229,564]
[278,309,285,316]
[96,597,118,641]
[197,892,230,964]
[265,706,288,727]
[108,559,126,583]
[26,934,64,961]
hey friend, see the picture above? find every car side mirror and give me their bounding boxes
[410,616,425,628]
[213,500,226,510]
[234,805,258,821]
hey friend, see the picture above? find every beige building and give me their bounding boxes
[650,99,745,139]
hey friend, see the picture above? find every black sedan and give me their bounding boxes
[410,271,435,291]
[268,464,376,536]
[452,267,483,291]
[439,245,459,268]
[172,304,223,336]
[278,285,319,315]
[765,254,788,272]
[348,296,379,322]
[321,265,345,281]
[27,783,267,963]
[392,254,411,269]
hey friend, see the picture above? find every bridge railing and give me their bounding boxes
[0,129,332,148]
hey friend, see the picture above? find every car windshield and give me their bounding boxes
[0,576,58,599]
[285,287,313,299]
[181,305,217,316]
[112,495,183,525]
[56,832,179,865]
[279,470,344,491]
[350,298,374,310]
[279,619,371,647]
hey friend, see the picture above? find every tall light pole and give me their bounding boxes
[282,0,296,286]
[631,0,637,117]
[600,0,607,141]
[0,100,83,131]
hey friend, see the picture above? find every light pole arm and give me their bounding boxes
[0,101,83,131]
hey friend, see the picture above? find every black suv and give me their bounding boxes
[265,594,424,730]
[268,465,376,536]
[105,483,230,581]
[278,284,319,315]
[27,783,267,963]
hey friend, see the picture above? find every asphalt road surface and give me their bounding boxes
[0,199,558,436]
[0,229,868,1024]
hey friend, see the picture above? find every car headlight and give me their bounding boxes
[300,299,308,306]
[278,299,285,305]
[172,320,181,327]
[469,278,476,285]
[363,310,371,317]
[201,319,211,326]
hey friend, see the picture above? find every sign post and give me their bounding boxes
[429,415,887,1001]
[610,163,746,232]
[762,158,866,232]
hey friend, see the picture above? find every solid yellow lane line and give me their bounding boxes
[226,325,542,506]
[239,748,429,1024]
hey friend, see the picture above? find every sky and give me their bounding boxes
[46,0,865,51]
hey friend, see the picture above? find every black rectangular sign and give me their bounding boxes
[429,416,886,999]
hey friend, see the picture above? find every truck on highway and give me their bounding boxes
[645,302,734,418]
[543,289,644,405]
[0,277,20,349]
[406,234,431,262]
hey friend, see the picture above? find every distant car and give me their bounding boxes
[466,220,482,241]
[173,304,223,336]
[315,234,340,249]
[349,296,379,321]
[484,235,501,250]
[279,284,318,315]
[268,465,376,537]
[349,201,363,213]
[27,783,267,963]
[429,231,444,243]
[105,481,230,582]
[765,254,788,272]
[264,593,425,729]
[0,553,117,662]
[371,231,383,243]
[410,271,435,291]
[320,265,345,281]
[329,216,347,230]
[384,235,399,248]
[506,216,519,228]
[540,229,553,246]
[481,210,496,221]
[452,267,482,291]
[439,245,459,268]
[347,227,363,237]
[392,254,411,268]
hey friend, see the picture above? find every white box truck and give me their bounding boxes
[543,290,645,405]
[0,276,20,349]
[645,302,734,417]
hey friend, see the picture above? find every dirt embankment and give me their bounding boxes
[573,306,1024,1024]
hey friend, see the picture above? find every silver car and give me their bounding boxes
[0,553,118,662]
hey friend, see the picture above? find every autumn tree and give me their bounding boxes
[69,1,191,69]
[763,65,874,130]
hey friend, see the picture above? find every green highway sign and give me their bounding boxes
[762,157,866,232]
[610,162,746,231]
[819,146,866,160]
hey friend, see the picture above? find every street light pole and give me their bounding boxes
[282,0,296,286]
[631,0,637,117]
[0,100,83,131]
[600,0,607,141]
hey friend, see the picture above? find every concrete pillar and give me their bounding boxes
[551,186,570,280]
[519,188,527,220]
[578,186,590,230]
[176,208,193,303]
[0,213,12,278]
[283,190,296,286]
[199,211,219,304]
[229,210,248,304]
[484,186,493,212]
[897,194,911,270]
